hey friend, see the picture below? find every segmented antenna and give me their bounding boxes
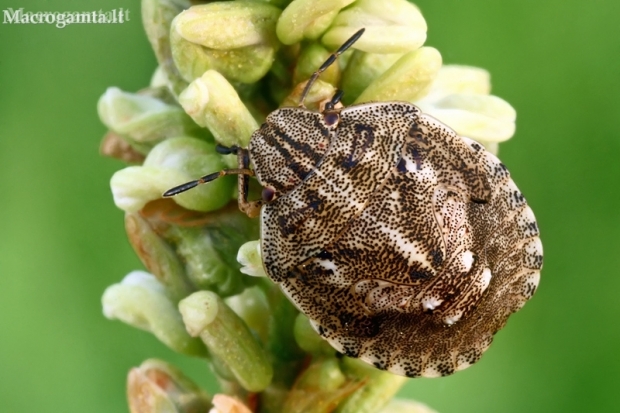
[298,28,365,107]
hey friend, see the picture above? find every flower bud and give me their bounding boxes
[417,94,516,143]
[237,240,266,277]
[171,2,281,83]
[340,50,403,104]
[125,212,193,302]
[169,222,259,298]
[179,70,259,149]
[225,286,270,343]
[294,43,341,86]
[111,137,234,213]
[322,0,427,54]
[276,0,356,45]
[337,357,408,413]
[128,359,211,413]
[281,79,336,110]
[282,357,356,413]
[102,271,207,357]
[142,0,190,95]
[179,291,274,392]
[355,47,442,104]
[293,314,333,356]
[97,87,199,152]
[423,65,491,99]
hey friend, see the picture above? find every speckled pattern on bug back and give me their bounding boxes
[249,101,542,378]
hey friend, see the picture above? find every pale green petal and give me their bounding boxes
[419,94,516,142]
[276,0,356,45]
[179,291,273,392]
[173,2,281,50]
[355,47,442,103]
[179,71,259,149]
[111,137,233,212]
[237,240,266,277]
[323,0,427,54]
[425,65,491,98]
[102,271,207,357]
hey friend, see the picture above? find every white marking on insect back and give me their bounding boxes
[462,250,474,272]
[480,268,492,290]
[317,259,339,276]
[444,311,463,326]
[421,296,443,311]
[379,226,431,267]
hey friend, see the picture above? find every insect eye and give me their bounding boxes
[324,112,340,127]
[262,186,276,202]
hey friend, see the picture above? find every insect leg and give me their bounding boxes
[299,28,365,107]
[236,148,263,218]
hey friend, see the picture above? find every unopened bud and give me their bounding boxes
[171,2,281,83]
[128,358,211,413]
[179,291,273,392]
[97,87,198,151]
[276,0,356,45]
[355,47,442,104]
[179,70,259,149]
[322,0,427,54]
[102,271,207,357]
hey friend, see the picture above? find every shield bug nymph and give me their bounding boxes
[165,29,542,378]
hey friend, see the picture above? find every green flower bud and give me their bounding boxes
[336,357,408,413]
[355,47,442,104]
[417,94,516,143]
[378,399,438,413]
[225,286,270,343]
[142,0,191,95]
[293,313,333,356]
[127,359,211,413]
[276,0,356,45]
[111,137,234,212]
[424,65,491,99]
[169,221,259,298]
[281,79,336,110]
[340,50,403,104]
[171,2,281,83]
[174,2,280,50]
[179,291,273,392]
[97,87,199,152]
[125,212,193,302]
[294,43,341,86]
[179,70,259,150]
[322,0,427,54]
[282,357,352,413]
[150,66,168,89]
[237,240,266,277]
[102,271,208,357]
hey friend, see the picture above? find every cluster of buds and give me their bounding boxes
[99,0,517,412]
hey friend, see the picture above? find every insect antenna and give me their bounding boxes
[325,89,345,111]
[298,28,365,108]
[162,167,255,197]
[162,144,248,197]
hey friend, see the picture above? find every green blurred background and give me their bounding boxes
[1,0,618,412]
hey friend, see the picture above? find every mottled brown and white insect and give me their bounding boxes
[165,29,542,377]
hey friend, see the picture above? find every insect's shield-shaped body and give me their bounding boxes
[249,102,542,377]
[161,28,542,378]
